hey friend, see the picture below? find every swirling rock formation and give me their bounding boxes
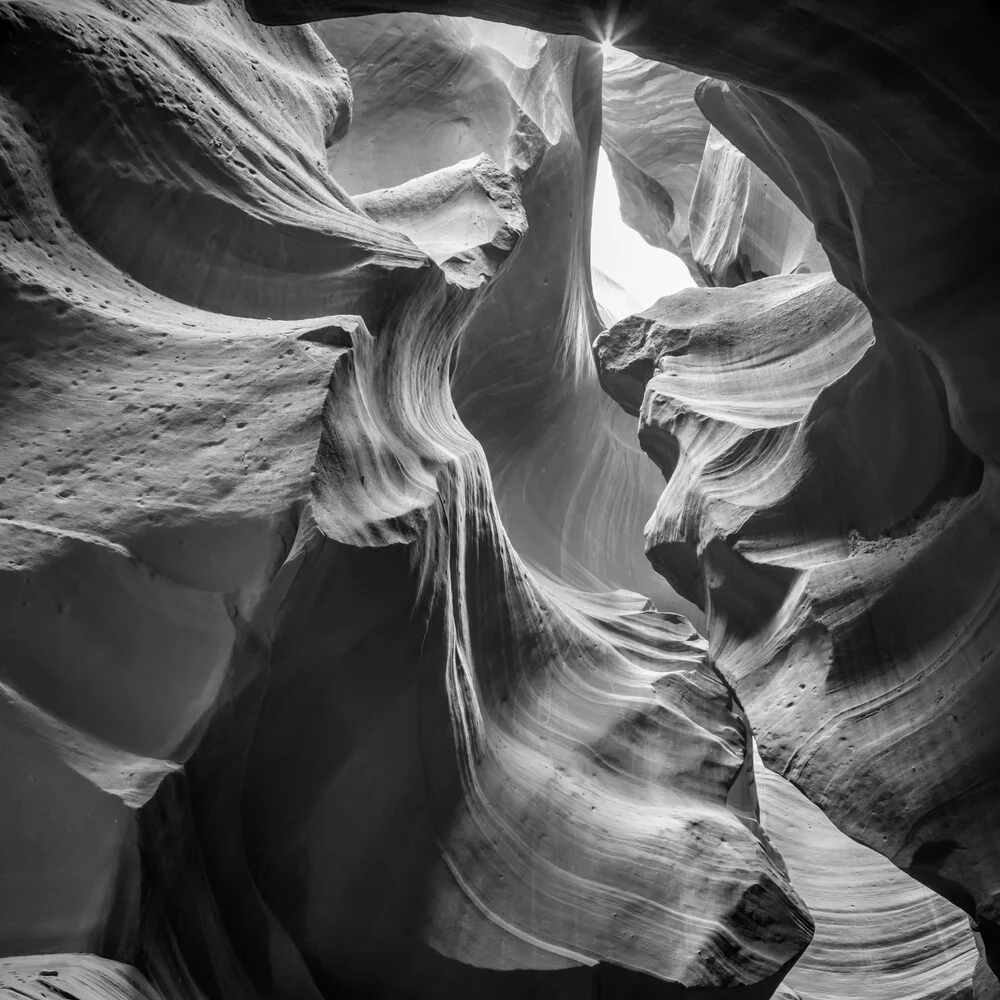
[601,57,828,289]
[0,954,167,1000]
[0,0,369,956]
[595,273,985,997]
[4,0,1000,997]
[279,0,1000,992]
[1,1,816,998]
[600,46,708,271]
[315,11,701,619]
[688,126,830,287]
[315,13,537,194]
[756,744,977,1000]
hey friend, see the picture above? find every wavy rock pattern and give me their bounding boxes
[0,0,433,965]
[1,1,815,998]
[0,954,169,1000]
[756,746,977,1000]
[5,0,1000,996]
[292,17,982,998]
[593,103,1000,981]
[316,13,535,194]
[595,273,985,998]
[599,46,708,272]
[314,12,701,619]
[0,0,364,948]
[280,1,1000,993]
[688,125,830,287]
[600,59,827,289]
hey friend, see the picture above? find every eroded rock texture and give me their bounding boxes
[687,126,830,287]
[3,0,999,999]
[600,46,708,273]
[600,56,829,289]
[755,743,977,1000]
[314,12,702,619]
[269,0,1000,993]
[596,268,988,999]
[2,2,806,999]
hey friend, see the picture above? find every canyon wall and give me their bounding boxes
[3,1,999,999]
[248,0,1000,991]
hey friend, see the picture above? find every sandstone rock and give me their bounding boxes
[0,953,171,1000]
[688,127,830,287]
[595,272,988,997]
[600,47,708,272]
[600,57,828,290]
[756,746,977,1000]
[291,0,1000,980]
[6,0,1000,996]
[0,0,506,971]
[0,0,365,946]
[315,11,702,619]
[1,2,813,997]
[314,13,531,194]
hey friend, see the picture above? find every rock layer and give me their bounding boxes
[595,272,988,998]
[688,126,830,287]
[1,2,816,998]
[756,746,977,1000]
[4,0,1000,996]
[0,954,170,1000]
[600,46,708,272]
[316,11,701,619]
[600,55,828,289]
[274,0,1000,985]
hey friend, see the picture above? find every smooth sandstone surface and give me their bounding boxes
[688,126,831,287]
[595,273,985,999]
[2,1,999,999]
[259,1,1000,993]
[315,11,703,619]
[599,45,708,273]
[756,743,977,1000]
[3,2,808,998]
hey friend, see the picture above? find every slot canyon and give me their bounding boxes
[1,2,999,998]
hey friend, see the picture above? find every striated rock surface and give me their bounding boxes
[595,271,987,996]
[272,0,1000,988]
[316,12,702,619]
[600,56,828,290]
[756,746,978,1000]
[0,0,372,955]
[1,2,815,998]
[600,46,708,272]
[688,126,830,287]
[315,14,526,194]
[0,954,171,1000]
[5,0,1000,997]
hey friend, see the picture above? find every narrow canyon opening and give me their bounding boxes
[590,143,694,323]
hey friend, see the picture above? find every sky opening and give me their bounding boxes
[590,145,694,324]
